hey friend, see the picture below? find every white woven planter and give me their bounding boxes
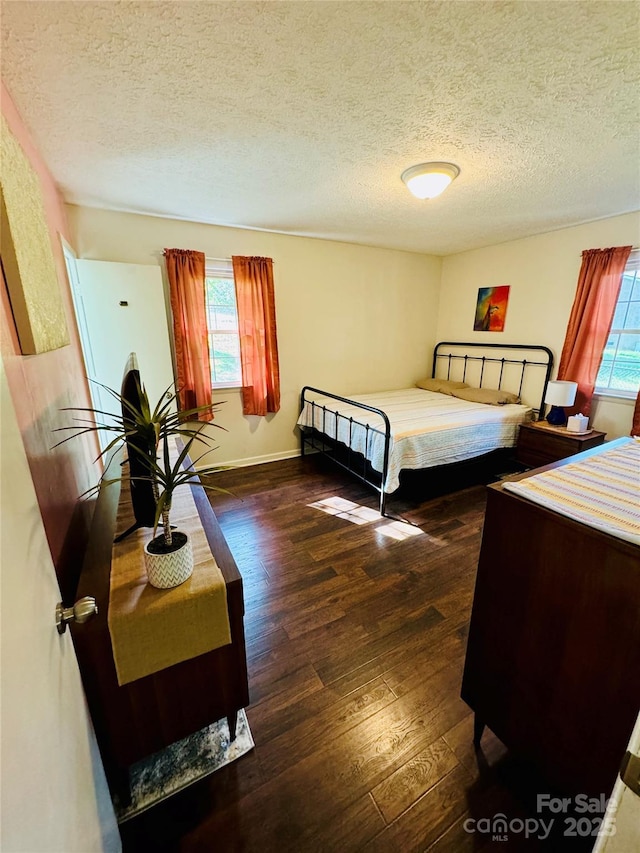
[143,531,194,589]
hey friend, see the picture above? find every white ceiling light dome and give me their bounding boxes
[401,162,461,199]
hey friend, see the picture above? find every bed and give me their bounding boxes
[298,342,554,515]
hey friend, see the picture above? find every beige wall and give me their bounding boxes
[438,212,640,438]
[67,205,442,467]
[67,205,638,461]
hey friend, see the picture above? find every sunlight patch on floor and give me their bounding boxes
[308,496,426,539]
[375,520,425,540]
[308,496,381,525]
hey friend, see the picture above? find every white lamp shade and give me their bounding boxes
[401,162,460,199]
[544,380,577,407]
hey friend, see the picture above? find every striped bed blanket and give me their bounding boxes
[503,438,640,545]
[297,388,532,493]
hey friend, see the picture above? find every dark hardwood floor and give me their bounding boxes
[120,456,595,853]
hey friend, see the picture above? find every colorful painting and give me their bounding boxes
[473,286,510,332]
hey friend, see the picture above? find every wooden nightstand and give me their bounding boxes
[515,420,607,468]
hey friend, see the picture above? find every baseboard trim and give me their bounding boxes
[194,448,301,472]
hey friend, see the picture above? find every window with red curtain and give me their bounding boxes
[204,260,242,388]
[595,251,640,398]
[232,256,280,417]
[557,246,632,416]
[592,250,640,436]
[163,248,214,421]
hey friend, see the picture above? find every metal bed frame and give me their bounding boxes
[299,342,554,518]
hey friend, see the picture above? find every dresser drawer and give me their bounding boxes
[515,423,606,467]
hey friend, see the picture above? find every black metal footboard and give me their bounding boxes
[299,342,555,519]
[299,386,392,517]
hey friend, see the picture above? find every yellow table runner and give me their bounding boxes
[108,470,231,686]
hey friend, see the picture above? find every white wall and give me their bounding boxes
[438,212,640,438]
[67,205,442,467]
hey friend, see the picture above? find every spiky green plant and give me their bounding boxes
[55,378,231,546]
[54,378,223,467]
[139,433,230,547]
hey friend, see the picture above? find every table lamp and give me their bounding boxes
[544,380,578,426]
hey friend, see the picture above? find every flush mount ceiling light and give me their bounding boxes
[401,162,460,199]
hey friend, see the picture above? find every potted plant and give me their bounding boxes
[137,432,220,588]
[56,376,229,589]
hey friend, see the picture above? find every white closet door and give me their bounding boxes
[73,259,175,420]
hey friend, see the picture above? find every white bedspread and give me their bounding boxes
[298,388,532,493]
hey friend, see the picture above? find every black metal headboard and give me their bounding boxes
[432,341,554,417]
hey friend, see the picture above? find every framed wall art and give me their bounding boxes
[473,285,510,332]
[0,116,69,354]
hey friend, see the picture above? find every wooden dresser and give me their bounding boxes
[71,452,249,803]
[461,442,640,797]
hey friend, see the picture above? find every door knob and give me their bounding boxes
[56,596,98,634]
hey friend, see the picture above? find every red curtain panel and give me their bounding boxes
[558,246,632,416]
[164,248,214,421]
[232,256,280,417]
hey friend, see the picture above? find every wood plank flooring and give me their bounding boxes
[120,456,595,853]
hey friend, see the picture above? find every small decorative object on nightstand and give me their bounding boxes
[567,413,589,433]
[544,380,578,426]
[516,421,606,468]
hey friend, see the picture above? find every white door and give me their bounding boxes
[593,711,640,851]
[72,259,175,433]
[0,358,121,853]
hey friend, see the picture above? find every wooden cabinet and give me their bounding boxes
[71,453,249,802]
[461,446,640,797]
[515,420,606,468]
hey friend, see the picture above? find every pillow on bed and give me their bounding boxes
[451,387,521,405]
[415,378,469,395]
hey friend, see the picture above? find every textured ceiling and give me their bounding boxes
[2,1,639,255]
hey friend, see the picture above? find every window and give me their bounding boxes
[204,261,241,387]
[595,251,640,398]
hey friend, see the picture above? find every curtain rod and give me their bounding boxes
[206,255,276,264]
[578,246,639,255]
